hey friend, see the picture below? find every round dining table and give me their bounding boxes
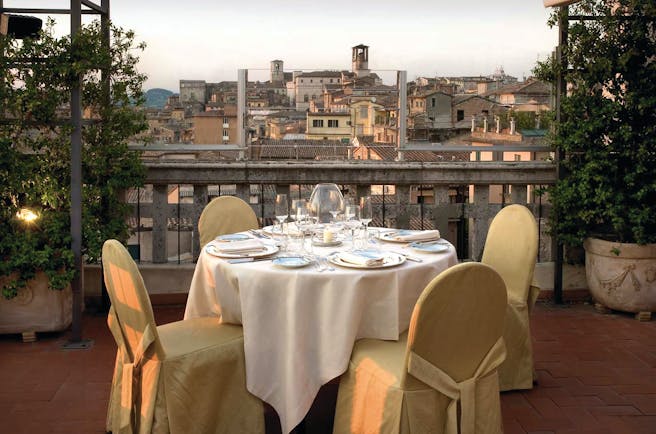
[184,229,458,434]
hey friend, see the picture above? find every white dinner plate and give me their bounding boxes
[205,243,278,259]
[328,252,406,269]
[378,230,441,244]
[272,256,312,268]
[216,233,251,242]
[409,242,450,253]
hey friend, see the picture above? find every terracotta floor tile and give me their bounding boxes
[501,418,527,434]
[2,302,656,434]
[624,394,656,415]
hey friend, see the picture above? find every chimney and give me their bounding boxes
[471,115,476,133]
[483,117,488,133]
[510,117,516,135]
[495,116,500,134]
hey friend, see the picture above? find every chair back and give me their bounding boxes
[481,204,538,303]
[405,262,507,383]
[102,239,164,360]
[198,196,259,247]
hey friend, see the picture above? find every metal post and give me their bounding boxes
[68,0,86,346]
[396,70,407,161]
[553,6,569,305]
[238,69,247,160]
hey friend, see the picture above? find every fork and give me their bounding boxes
[316,256,335,272]
[249,229,271,239]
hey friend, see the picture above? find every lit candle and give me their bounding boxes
[323,228,334,243]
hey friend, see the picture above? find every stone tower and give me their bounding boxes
[271,60,284,83]
[352,44,370,77]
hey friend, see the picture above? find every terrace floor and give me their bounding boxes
[1,302,655,434]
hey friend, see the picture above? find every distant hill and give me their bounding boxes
[144,88,174,108]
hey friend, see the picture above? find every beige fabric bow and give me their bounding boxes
[108,307,157,434]
[407,337,506,434]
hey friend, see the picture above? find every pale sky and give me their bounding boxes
[5,0,558,91]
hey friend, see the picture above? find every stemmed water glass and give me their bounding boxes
[274,194,289,234]
[291,199,311,253]
[359,196,373,243]
[344,204,361,250]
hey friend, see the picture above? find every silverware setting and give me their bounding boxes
[227,256,277,264]
[391,251,423,262]
[248,229,271,239]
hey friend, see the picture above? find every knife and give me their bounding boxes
[226,256,276,264]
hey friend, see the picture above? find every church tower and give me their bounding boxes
[351,44,370,77]
[271,60,284,83]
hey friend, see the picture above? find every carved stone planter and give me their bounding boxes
[0,272,72,341]
[584,237,656,320]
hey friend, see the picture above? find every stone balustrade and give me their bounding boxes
[126,160,556,264]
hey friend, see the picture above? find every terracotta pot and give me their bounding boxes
[584,237,656,313]
[0,272,72,337]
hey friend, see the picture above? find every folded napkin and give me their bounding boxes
[393,229,441,242]
[339,250,386,267]
[215,239,266,254]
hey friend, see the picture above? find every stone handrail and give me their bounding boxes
[128,160,556,263]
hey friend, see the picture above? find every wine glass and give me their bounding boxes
[359,196,373,244]
[309,183,344,224]
[290,199,310,253]
[344,204,361,250]
[274,194,289,234]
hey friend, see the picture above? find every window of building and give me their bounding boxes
[301,79,304,83]
[330,79,333,83]
[320,79,323,83]
[482,110,489,116]
[223,117,228,125]
[360,107,368,118]
[304,95,309,102]
[431,98,436,108]
[457,110,465,121]
[312,119,324,128]
[328,119,339,128]
[310,79,313,83]
[311,94,316,100]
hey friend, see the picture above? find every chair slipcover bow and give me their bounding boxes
[407,338,506,434]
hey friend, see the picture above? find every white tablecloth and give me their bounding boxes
[184,234,458,433]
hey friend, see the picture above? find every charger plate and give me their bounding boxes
[328,252,405,269]
[377,230,441,244]
[205,243,278,259]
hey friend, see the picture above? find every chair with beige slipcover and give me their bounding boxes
[332,262,507,434]
[102,239,264,434]
[481,204,539,391]
[198,196,259,247]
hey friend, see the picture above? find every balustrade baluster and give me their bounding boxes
[396,184,411,229]
[152,184,168,263]
[192,185,208,260]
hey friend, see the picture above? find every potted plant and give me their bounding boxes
[0,20,147,338]
[536,0,656,317]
